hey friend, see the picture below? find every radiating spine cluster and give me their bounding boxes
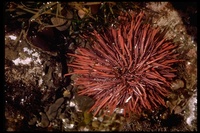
[65,11,180,116]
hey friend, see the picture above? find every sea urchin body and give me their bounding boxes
[65,11,180,116]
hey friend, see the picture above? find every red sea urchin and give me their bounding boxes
[64,11,180,116]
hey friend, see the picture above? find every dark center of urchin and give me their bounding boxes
[65,11,180,116]
[113,67,135,85]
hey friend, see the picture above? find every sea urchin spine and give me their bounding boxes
[65,11,180,116]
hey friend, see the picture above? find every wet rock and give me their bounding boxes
[171,79,185,90]
[63,89,71,98]
[51,9,73,31]
[39,112,50,128]
[28,116,38,126]
[46,98,65,121]
[92,121,100,128]
[74,95,94,112]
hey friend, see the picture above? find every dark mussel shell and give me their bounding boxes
[27,22,58,53]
